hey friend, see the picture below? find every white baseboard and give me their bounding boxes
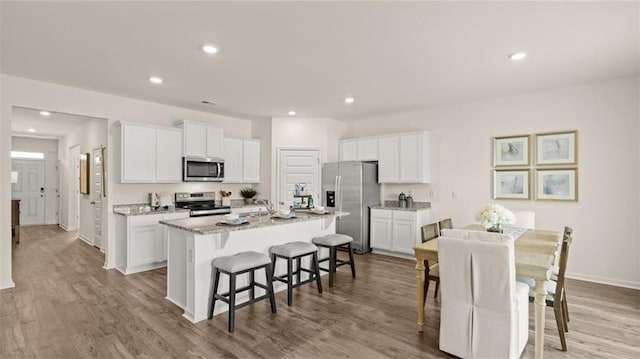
[59,223,76,231]
[566,272,640,290]
[78,234,94,246]
[0,280,16,290]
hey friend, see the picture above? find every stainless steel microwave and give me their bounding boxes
[183,157,224,182]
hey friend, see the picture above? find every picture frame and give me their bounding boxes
[535,130,577,166]
[493,135,529,167]
[493,169,530,200]
[80,153,90,194]
[536,168,578,201]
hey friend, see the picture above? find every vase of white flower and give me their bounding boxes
[475,204,516,233]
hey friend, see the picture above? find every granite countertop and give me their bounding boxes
[370,200,431,212]
[113,204,190,216]
[229,199,263,209]
[160,211,349,235]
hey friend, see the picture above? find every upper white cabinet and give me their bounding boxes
[339,137,378,161]
[339,131,436,184]
[223,138,261,183]
[175,120,224,158]
[116,122,182,183]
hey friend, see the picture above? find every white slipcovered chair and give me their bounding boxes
[438,229,529,359]
[510,211,536,229]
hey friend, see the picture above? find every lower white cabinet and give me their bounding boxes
[115,212,189,275]
[370,208,430,256]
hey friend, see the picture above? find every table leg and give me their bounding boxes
[415,258,425,332]
[533,279,548,359]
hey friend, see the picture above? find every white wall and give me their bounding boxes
[270,117,347,203]
[0,74,256,288]
[11,136,59,224]
[345,76,640,289]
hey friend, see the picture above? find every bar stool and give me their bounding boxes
[208,251,277,333]
[312,234,356,287]
[269,242,323,306]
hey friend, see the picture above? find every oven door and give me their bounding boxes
[183,157,224,182]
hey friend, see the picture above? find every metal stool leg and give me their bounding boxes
[265,263,277,313]
[287,257,293,306]
[312,252,323,293]
[228,274,236,332]
[347,243,356,278]
[329,246,337,287]
[208,268,220,319]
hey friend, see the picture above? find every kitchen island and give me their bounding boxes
[159,211,346,323]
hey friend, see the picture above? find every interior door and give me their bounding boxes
[93,147,104,250]
[277,148,320,209]
[12,159,46,225]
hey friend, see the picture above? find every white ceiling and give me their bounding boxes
[1,2,638,121]
[12,107,92,139]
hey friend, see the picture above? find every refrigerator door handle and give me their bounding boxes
[336,175,343,213]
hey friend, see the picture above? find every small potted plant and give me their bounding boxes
[240,187,258,204]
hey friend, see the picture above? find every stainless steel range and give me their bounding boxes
[175,192,231,217]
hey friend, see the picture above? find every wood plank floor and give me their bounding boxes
[1,225,639,358]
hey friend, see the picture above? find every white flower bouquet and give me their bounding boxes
[475,204,516,230]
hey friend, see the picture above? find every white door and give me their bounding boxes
[277,148,321,209]
[11,159,46,225]
[93,147,104,250]
[69,145,80,231]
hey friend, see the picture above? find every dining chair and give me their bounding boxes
[510,211,535,229]
[438,231,529,358]
[421,223,440,299]
[518,229,573,351]
[438,218,453,236]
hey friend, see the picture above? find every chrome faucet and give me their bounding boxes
[256,199,275,215]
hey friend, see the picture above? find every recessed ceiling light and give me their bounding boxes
[39,111,51,116]
[27,128,36,133]
[202,45,219,54]
[288,110,296,116]
[509,52,527,61]
[344,97,355,104]
[149,76,163,84]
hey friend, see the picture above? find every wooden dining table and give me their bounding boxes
[413,224,562,359]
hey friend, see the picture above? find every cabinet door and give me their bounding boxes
[184,123,207,158]
[399,133,422,183]
[392,219,417,255]
[122,125,156,182]
[340,140,357,161]
[370,210,393,251]
[156,128,183,182]
[357,139,378,160]
[206,127,224,158]
[243,139,261,183]
[377,136,399,183]
[130,224,162,267]
[223,138,243,183]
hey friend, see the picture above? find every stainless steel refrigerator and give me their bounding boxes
[322,161,380,253]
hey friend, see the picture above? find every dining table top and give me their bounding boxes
[414,224,561,281]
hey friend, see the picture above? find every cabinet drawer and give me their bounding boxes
[129,215,163,227]
[371,209,393,219]
[393,210,417,221]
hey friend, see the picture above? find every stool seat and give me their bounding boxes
[312,234,353,246]
[212,251,271,273]
[270,241,318,258]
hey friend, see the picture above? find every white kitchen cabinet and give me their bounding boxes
[370,208,430,257]
[339,137,378,161]
[242,139,261,183]
[115,211,189,275]
[377,135,400,183]
[370,209,393,251]
[156,128,183,182]
[116,122,182,183]
[222,137,261,183]
[176,120,224,158]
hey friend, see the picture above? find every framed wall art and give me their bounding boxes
[493,169,530,200]
[493,135,529,167]
[535,131,577,166]
[536,168,578,201]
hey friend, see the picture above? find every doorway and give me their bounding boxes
[11,159,46,225]
[277,148,321,209]
[68,145,80,232]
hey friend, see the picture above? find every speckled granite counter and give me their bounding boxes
[113,204,190,216]
[370,201,431,212]
[159,211,348,235]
